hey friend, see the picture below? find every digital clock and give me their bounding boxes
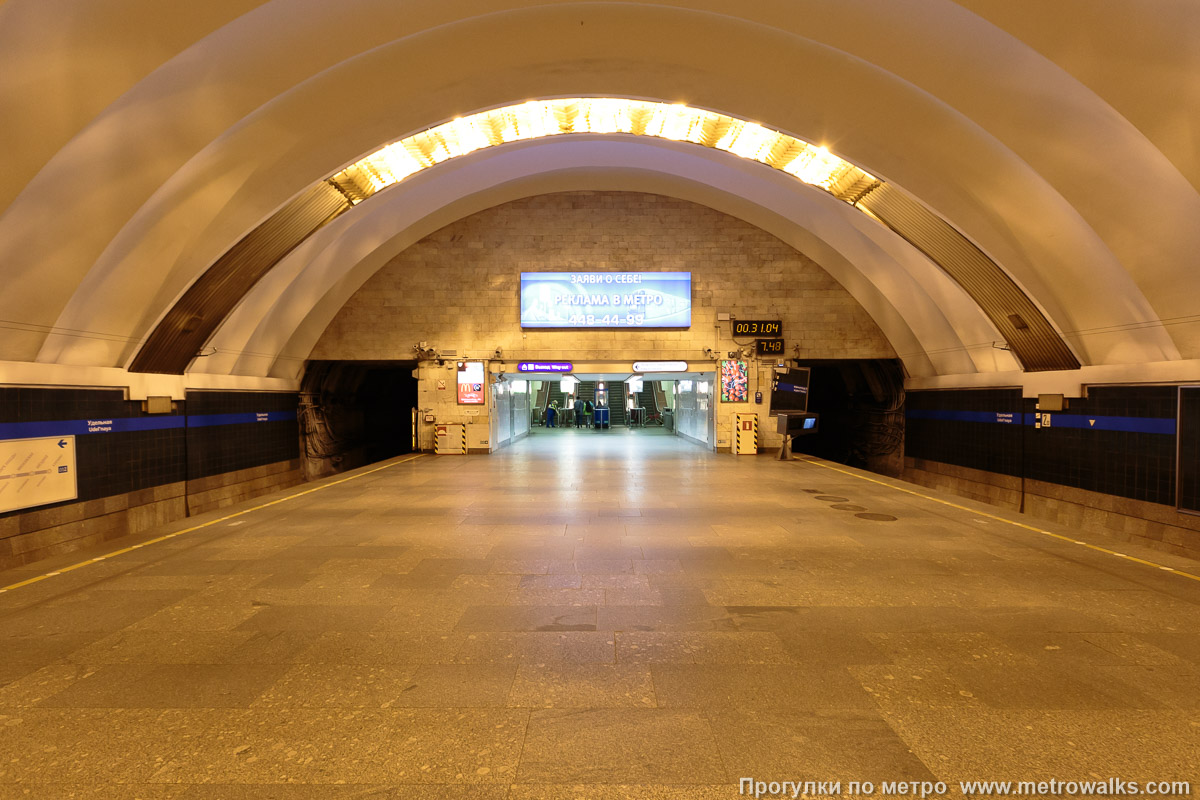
[755,338,785,355]
[733,319,782,337]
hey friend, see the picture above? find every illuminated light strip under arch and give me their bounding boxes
[318,98,1077,372]
[129,97,1080,374]
[326,98,881,205]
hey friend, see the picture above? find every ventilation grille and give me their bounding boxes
[129,183,351,374]
[857,184,1079,372]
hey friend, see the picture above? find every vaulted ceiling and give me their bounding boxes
[1,1,1198,391]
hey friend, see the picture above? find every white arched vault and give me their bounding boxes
[194,135,1014,381]
[0,0,1196,391]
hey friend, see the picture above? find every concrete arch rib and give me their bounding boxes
[8,1,1186,369]
[189,137,1012,381]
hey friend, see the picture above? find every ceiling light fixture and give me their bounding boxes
[327,98,879,206]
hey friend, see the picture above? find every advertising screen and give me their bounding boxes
[457,361,485,405]
[520,272,691,328]
[770,367,811,414]
[720,360,749,402]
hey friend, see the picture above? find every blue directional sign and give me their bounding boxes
[517,362,573,373]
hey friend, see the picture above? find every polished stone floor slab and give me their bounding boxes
[2,429,1199,795]
[517,708,726,784]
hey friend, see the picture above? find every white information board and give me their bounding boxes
[0,435,78,513]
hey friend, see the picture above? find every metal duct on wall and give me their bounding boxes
[129,183,351,374]
[856,184,1080,372]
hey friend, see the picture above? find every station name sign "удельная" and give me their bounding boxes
[520,272,691,328]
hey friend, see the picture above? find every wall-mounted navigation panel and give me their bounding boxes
[521,272,691,328]
[632,361,688,373]
[0,435,77,514]
[517,362,573,373]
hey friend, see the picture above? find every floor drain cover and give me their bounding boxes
[815,495,848,502]
[855,512,898,521]
[831,503,867,511]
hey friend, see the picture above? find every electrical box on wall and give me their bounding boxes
[144,396,173,414]
[1037,393,1066,411]
[434,424,466,454]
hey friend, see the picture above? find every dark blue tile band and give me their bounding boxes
[0,410,296,441]
[905,408,1175,435]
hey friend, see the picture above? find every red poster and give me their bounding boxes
[457,362,486,405]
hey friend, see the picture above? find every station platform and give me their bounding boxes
[1,434,1198,796]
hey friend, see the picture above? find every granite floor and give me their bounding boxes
[1,429,1199,798]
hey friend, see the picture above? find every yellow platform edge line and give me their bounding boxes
[0,453,427,595]
[795,457,1200,584]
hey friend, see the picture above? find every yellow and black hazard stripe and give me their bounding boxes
[434,424,466,454]
[736,414,759,454]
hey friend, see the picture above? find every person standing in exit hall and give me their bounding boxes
[574,395,585,427]
[546,401,557,428]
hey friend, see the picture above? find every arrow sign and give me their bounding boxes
[57,439,67,448]
[1089,419,1095,427]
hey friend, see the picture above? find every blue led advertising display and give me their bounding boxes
[520,272,691,328]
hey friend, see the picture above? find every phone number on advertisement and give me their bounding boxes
[568,314,647,326]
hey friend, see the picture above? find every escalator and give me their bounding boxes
[636,387,658,425]
[545,384,567,426]
[609,387,627,427]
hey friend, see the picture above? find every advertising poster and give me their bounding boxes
[721,360,749,402]
[520,272,691,328]
[457,361,485,405]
